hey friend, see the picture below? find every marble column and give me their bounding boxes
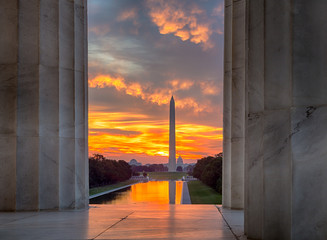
[222,0,232,208]
[0,0,18,211]
[244,0,264,238]
[224,0,327,239]
[0,0,88,211]
[291,1,327,239]
[222,0,246,210]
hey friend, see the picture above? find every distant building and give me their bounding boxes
[176,155,183,169]
[175,155,196,172]
[129,159,142,166]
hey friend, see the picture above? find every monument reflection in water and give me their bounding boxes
[90,181,183,205]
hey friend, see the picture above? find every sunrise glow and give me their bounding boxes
[88,0,224,164]
[89,106,223,163]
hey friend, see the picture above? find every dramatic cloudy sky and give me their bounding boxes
[88,0,224,164]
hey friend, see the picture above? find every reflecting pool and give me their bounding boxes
[90,181,184,205]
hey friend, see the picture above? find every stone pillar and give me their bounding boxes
[0,0,88,211]
[244,0,264,238]
[224,0,327,239]
[291,1,327,239]
[0,0,18,211]
[246,1,293,238]
[222,0,232,208]
[262,1,293,239]
[223,0,246,209]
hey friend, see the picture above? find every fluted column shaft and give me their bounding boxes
[224,0,327,239]
[0,0,88,211]
[222,0,246,209]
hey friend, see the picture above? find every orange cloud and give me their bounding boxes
[169,79,194,90]
[200,81,221,95]
[175,30,190,41]
[146,0,215,49]
[125,82,143,97]
[89,74,213,113]
[89,75,127,91]
[88,106,223,162]
[89,74,145,98]
[147,89,171,105]
[190,24,212,47]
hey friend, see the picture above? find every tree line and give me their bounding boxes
[89,154,132,188]
[192,153,223,194]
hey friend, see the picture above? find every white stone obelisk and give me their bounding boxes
[168,96,176,172]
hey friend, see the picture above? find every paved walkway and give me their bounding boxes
[0,204,245,240]
[181,181,191,204]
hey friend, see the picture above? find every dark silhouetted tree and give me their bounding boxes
[193,153,223,194]
[89,154,132,188]
[176,166,183,172]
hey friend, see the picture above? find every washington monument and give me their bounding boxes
[168,96,176,172]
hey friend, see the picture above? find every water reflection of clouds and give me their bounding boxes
[131,181,182,205]
[90,181,183,205]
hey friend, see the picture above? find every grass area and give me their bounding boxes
[187,180,222,204]
[147,172,187,180]
[148,172,187,180]
[89,179,139,196]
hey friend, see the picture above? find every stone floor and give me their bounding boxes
[0,204,245,240]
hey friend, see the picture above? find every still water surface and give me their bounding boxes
[90,181,183,205]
